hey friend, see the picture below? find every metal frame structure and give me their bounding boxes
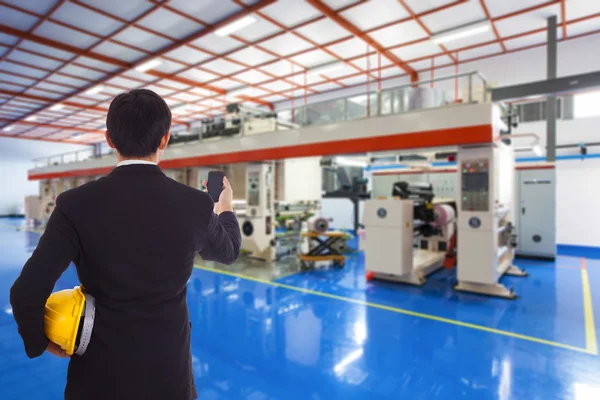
[0,0,598,145]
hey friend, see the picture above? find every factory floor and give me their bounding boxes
[1,219,599,399]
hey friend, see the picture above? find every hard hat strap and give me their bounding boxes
[74,293,95,356]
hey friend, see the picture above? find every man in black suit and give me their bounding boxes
[10,89,241,399]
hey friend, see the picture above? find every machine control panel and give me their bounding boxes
[247,171,260,206]
[461,159,489,212]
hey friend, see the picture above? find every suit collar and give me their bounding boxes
[109,164,164,175]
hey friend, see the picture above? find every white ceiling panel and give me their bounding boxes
[253,60,292,76]
[165,46,212,65]
[59,65,107,81]
[0,5,39,31]
[421,1,486,33]
[567,17,600,38]
[233,16,283,42]
[234,70,272,84]
[0,62,46,79]
[0,73,35,86]
[25,89,63,100]
[2,0,57,15]
[322,0,363,10]
[48,74,89,88]
[137,8,204,40]
[212,79,247,90]
[295,18,350,45]
[403,0,456,15]
[151,59,186,74]
[391,40,442,61]
[351,54,394,70]
[496,4,561,38]
[35,82,74,94]
[0,82,25,92]
[311,81,344,92]
[318,64,360,79]
[262,0,322,27]
[75,57,121,73]
[52,2,123,36]
[260,33,313,56]
[288,72,325,85]
[94,41,146,63]
[458,42,503,61]
[144,85,175,97]
[78,0,154,21]
[566,0,600,20]
[202,59,245,75]
[369,20,428,48]
[263,94,286,102]
[327,37,369,59]
[227,47,277,67]
[7,50,64,70]
[168,0,241,25]
[121,70,155,82]
[18,40,75,60]
[0,32,19,46]
[34,21,99,49]
[158,79,192,90]
[191,34,243,55]
[260,80,297,92]
[113,27,172,52]
[341,0,410,31]
[178,69,220,83]
[106,76,143,89]
[443,28,498,51]
[290,49,337,68]
[503,31,547,50]
[339,74,374,86]
[485,0,553,18]
[173,92,203,102]
[187,87,213,97]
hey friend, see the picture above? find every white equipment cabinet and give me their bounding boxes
[240,163,276,261]
[362,199,449,286]
[454,143,527,299]
[515,167,556,259]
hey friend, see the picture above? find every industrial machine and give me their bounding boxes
[362,182,456,286]
[454,143,527,299]
[240,163,276,261]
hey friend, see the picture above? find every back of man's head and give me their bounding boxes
[106,89,171,157]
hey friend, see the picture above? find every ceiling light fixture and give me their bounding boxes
[431,20,490,44]
[25,116,37,122]
[215,15,256,37]
[50,104,64,111]
[308,61,344,76]
[135,58,162,73]
[2,126,14,132]
[85,85,104,95]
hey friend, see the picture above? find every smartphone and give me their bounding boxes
[207,171,225,202]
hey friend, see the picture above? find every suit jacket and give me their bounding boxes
[10,164,241,400]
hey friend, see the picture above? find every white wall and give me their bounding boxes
[0,138,88,215]
[276,33,600,248]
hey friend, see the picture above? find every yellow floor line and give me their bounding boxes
[194,264,591,354]
[581,259,598,355]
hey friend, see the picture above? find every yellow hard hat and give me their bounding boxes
[44,286,95,356]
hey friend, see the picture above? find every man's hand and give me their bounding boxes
[46,341,69,358]
[202,176,234,215]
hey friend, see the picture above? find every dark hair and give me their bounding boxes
[106,89,171,157]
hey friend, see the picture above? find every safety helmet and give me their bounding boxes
[44,286,95,356]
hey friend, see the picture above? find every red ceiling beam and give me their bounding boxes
[560,0,567,38]
[479,0,507,52]
[306,0,418,83]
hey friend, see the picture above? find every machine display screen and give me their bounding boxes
[462,172,488,191]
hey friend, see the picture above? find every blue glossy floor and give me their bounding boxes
[1,219,600,399]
